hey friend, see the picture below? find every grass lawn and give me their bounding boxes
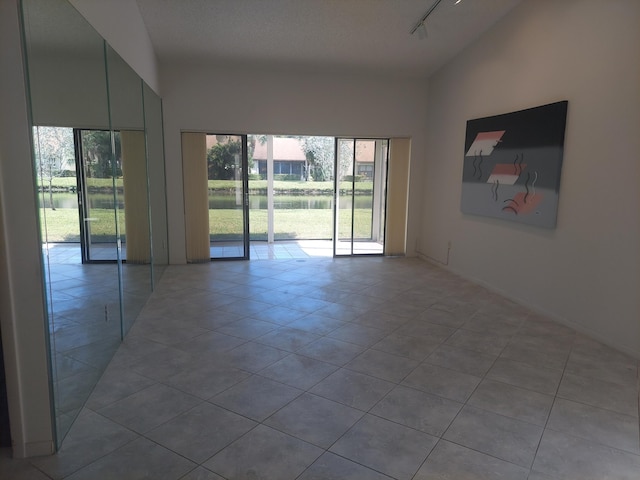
[211,208,373,241]
[40,208,122,243]
[40,206,374,244]
[41,175,377,245]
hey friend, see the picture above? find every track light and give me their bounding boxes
[410,0,443,37]
[416,23,427,39]
[411,0,463,38]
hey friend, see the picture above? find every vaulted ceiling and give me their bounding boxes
[135,0,523,78]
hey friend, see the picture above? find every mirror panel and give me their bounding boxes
[23,0,122,444]
[22,0,109,129]
[21,0,165,447]
[143,82,169,283]
[106,45,152,335]
[106,45,145,130]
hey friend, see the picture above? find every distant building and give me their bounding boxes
[253,137,308,179]
[206,135,377,181]
[354,140,375,179]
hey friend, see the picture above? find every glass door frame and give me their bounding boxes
[208,133,250,261]
[73,128,122,264]
[333,137,389,257]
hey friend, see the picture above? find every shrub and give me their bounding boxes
[273,174,300,181]
[342,175,366,182]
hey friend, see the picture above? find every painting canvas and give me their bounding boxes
[460,101,568,228]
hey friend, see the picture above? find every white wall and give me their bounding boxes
[69,0,160,94]
[28,52,110,128]
[160,63,428,263]
[421,0,640,356]
[0,0,54,457]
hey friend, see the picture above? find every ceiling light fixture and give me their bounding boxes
[410,0,443,38]
[416,22,428,40]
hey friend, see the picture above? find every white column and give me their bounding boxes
[267,135,274,243]
[0,0,54,457]
[371,140,384,242]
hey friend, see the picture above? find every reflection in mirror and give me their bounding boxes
[143,83,169,284]
[22,0,109,128]
[75,128,121,262]
[106,45,152,335]
[22,0,163,447]
[31,125,118,442]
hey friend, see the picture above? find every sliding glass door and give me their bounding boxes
[207,134,250,259]
[75,129,120,263]
[334,138,388,256]
[185,133,388,260]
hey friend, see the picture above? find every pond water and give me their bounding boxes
[42,193,124,209]
[211,194,372,210]
[47,192,373,210]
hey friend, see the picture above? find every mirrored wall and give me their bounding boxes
[21,0,168,446]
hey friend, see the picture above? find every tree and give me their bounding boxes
[301,136,353,181]
[207,140,242,180]
[81,130,121,178]
[33,126,74,210]
[301,136,333,181]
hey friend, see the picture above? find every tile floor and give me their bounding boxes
[2,256,639,479]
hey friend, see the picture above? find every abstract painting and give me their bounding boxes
[460,101,568,228]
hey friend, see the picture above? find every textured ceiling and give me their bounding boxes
[136,0,523,78]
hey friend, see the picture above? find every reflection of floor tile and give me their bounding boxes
[163,363,251,400]
[414,440,529,480]
[260,354,337,390]
[146,403,256,463]
[310,368,394,411]
[371,333,439,361]
[30,409,137,479]
[330,414,437,480]
[533,430,640,480]
[255,326,321,352]
[486,357,563,395]
[98,384,201,434]
[565,349,638,387]
[265,393,363,448]
[85,367,156,410]
[204,425,322,480]
[425,343,495,377]
[371,385,462,436]
[345,349,419,383]
[403,363,481,403]
[211,375,303,421]
[467,379,554,426]
[219,341,290,372]
[557,372,638,417]
[444,406,543,467]
[298,452,393,480]
[56,369,103,414]
[297,337,365,366]
[65,437,195,480]
[547,398,640,454]
[179,467,225,480]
